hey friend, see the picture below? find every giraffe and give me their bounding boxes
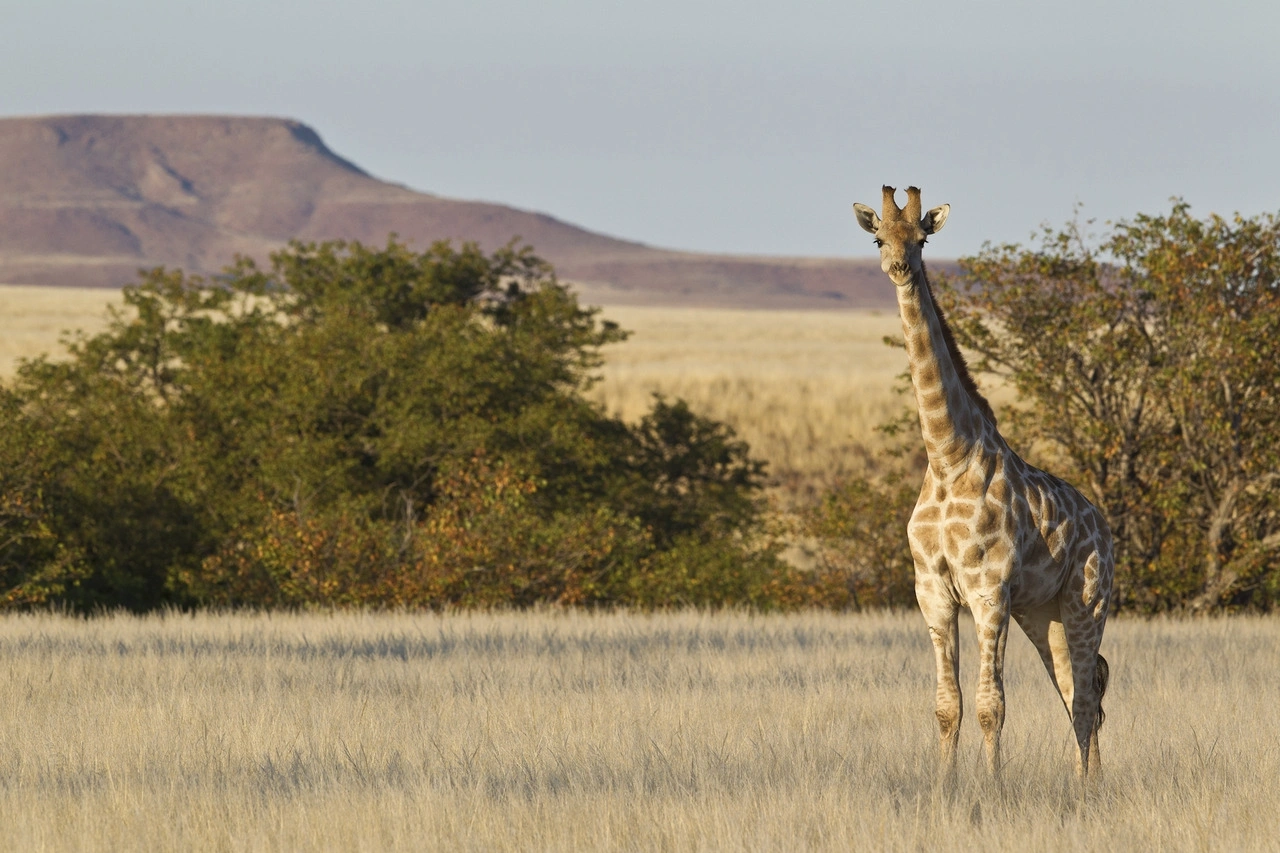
[852,186,1113,779]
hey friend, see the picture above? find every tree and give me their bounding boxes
[624,396,766,546]
[801,471,918,609]
[0,238,783,610]
[935,203,1280,611]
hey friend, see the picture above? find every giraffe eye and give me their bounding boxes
[873,239,884,248]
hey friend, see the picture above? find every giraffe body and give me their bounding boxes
[853,186,1113,778]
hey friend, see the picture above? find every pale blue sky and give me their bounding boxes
[3,0,1278,257]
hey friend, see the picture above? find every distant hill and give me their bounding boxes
[0,115,904,309]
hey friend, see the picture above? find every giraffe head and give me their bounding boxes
[853,186,950,287]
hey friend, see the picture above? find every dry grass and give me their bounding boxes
[590,306,915,496]
[0,285,120,376]
[590,306,1017,499]
[0,608,1275,851]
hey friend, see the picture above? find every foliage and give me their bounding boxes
[934,203,1280,612]
[188,458,655,609]
[0,238,791,611]
[623,396,767,546]
[802,471,919,609]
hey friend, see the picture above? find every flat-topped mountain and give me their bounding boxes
[0,115,898,308]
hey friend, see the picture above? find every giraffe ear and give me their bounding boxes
[852,203,880,234]
[922,204,950,235]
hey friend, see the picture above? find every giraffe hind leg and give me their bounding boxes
[1011,599,1074,717]
[1016,597,1112,778]
[1061,586,1109,779]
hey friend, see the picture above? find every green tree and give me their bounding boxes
[936,203,1280,611]
[802,471,919,610]
[624,396,766,546]
[0,238,781,610]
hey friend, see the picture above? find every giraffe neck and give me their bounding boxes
[896,262,995,469]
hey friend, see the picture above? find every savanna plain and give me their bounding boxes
[0,287,919,498]
[1,287,1277,850]
[2,609,1278,851]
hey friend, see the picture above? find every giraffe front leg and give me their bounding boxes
[971,587,1010,776]
[917,577,961,772]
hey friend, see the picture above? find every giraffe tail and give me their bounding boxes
[1094,653,1110,730]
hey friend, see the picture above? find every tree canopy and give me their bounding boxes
[0,239,797,611]
[935,203,1280,611]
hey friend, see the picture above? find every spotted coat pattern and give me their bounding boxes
[853,187,1114,778]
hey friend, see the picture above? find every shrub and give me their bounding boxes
[0,239,780,610]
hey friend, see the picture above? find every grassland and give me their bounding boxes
[0,608,1275,851]
[0,285,121,375]
[589,306,913,497]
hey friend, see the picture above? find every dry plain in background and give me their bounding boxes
[0,608,1276,851]
[590,305,913,497]
[0,285,122,376]
[0,286,933,497]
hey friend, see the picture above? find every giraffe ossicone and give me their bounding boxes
[853,186,1113,778]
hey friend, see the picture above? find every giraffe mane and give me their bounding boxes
[920,262,996,426]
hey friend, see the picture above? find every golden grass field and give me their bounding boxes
[588,305,914,496]
[0,285,122,375]
[0,608,1276,851]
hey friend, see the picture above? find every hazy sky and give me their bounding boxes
[4,0,1278,258]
